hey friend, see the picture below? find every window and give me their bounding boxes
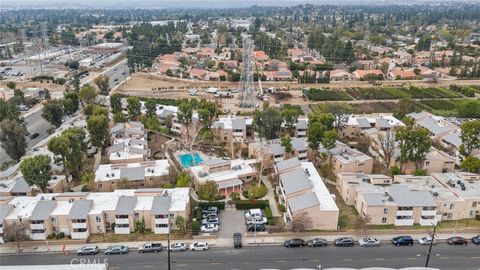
[96,216,101,223]
[170,213,175,218]
[383,208,388,214]
[134,212,139,219]
[381,217,387,223]
[31,229,45,234]
[96,226,101,232]
[115,215,129,219]
[447,213,453,219]
[155,214,168,219]
[51,217,56,224]
[425,161,430,167]
[155,224,168,228]
[449,204,455,210]
[73,228,87,232]
[116,224,129,228]
[422,206,436,211]
[473,202,478,208]
[31,220,44,224]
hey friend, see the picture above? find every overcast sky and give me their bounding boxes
[2,0,478,9]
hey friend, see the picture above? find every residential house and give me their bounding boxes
[249,137,309,168]
[387,68,417,80]
[341,113,404,139]
[329,69,353,81]
[320,141,374,175]
[352,69,384,80]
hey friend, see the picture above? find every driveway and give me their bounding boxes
[217,207,245,238]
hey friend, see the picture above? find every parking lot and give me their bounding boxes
[217,208,246,238]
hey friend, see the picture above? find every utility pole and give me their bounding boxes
[425,224,437,267]
[167,231,171,270]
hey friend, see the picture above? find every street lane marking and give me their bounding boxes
[144,266,153,268]
[210,263,222,265]
[176,264,188,267]
[407,258,417,260]
[110,268,120,270]
[439,257,450,260]
[343,259,352,261]
[276,260,287,263]
[471,256,480,259]
[309,259,320,262]
[374,258,385,261]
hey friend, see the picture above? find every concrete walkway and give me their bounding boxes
[261,176,281,217]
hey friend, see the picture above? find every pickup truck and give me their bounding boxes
[138,243,162,253]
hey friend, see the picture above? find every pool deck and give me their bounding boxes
[174,150,212,169]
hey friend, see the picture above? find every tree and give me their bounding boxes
[461,156,480,173]
[175,216,186,233]
[63,91,79,115]
[79,84,98,105]
[61,127,87,179]
[460,120,480,157]
[175,172,191,187]
[0,119,27,161]
[0,99,21,122]
[321,130,337,155]
[408,127,432,169]
[81,171,94,191]
[110,93,122,113]
[126,96,141,121]
[244,184,267,199]
[457,100,480,118]
[198,100,219,131]
[4,221,27,251]
[48,135,70,180]
[395,97,416,119]
[394,125,411,173]
[20,155,52,192]
[145,99,157,117]
[378,130,396,167]
[13,89,24,105]
[94,75,110,95]
[282,108,300,135]
[197,181,219,202]
[327,104,352,133]
[42,99,64,127]
[253,106,283,140]
[292,212,313,232]
[307,122,328,151]
[6,81,16,89]
[134,218,146,233]
[87,114,109,148]
[113,112,128,123]
[281,135,293,158]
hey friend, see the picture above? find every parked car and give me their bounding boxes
[77,245,99,255]
[105,245,129,255]
[447,236,468,245]
[472,235,480,245]
[418,236,437,246]
[169,243,187,252]
[246,217,268,225]
[201,207,218,214]
[284,239,306,248]
[233,233,242,248]
[202,212,218,219]
[201,217,220,225]
[334,237,354,247]
[359,237,381,247]
[29,132,40,139]
[138,243,162,253]
[307,238,328,247]
[247,223,266,232]
[190,242,209,251]
[201,224,219,233]
[392,236,414,246]
[245,209,263,219]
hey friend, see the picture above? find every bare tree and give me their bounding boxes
[4,221,27,250]
[292,212,313,232]
[378,130,396,168]
[354,215,372,237]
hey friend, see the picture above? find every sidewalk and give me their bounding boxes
[261,175,281,217]
[1,228,477,255]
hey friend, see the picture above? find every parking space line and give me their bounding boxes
[374,258,385,261]
[470,256,480,259]
[210,262,222,265]
[176,264,188,267]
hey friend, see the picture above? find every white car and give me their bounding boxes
[358,237,381,247]
[200,224,219,233]
[245,209,263,219]
[246,217,268,225]
[190,242,209,251]
[418,236,437,246]
[169,243,187,252]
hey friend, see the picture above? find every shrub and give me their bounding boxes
[390,166,401,175]
[278,204,286,213]
[192,220,200,232]
[264,206,273,219]
[413,168,427,176]
[244,184,268,199]
[198,201,225,210]
[229,192,240,202]
[235,200,269,210]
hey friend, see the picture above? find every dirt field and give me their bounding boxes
[0,80,66,92]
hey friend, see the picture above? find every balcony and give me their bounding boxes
[396,210,413,216]
[233,131,244,137]
[0,226,3,234]
[394,218,414,226]
[420,217,439,226]
[115,218,129,225]
[274,157,284,163]
[72,222,87,229]
[155,218,169,224]
[71,230,89,239]
[30,223,45,230]
[422,210,437,216]
[114,226,130,234]
[30,232,47,240]
[297,131,306,137]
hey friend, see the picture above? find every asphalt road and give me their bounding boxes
[105,61,130,89]
[0,107,53,164]
[1,244,479,270]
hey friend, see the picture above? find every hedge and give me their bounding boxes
[305,88,353,101]
[264,206,273,219]
[235,200,269,210]
[198,201,225,210]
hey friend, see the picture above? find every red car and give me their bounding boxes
[447,236,468,245]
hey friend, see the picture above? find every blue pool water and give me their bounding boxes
[179,153,203,168]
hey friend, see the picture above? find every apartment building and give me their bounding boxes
[94,160,171,192]
[211,116,255,147]
[341,114,404,139]
[320,141,373,175]
[0,175,68,196]
[277,160,339,230]
[337,173,439,226]
[0,188,190,242]
[189,158,257,195]
[109,121,146,142]
[249,137,309,168]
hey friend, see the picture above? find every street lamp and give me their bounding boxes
[453,212,465,235]
[425,223,438,267]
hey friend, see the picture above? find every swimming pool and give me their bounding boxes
[178,153,203,168]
